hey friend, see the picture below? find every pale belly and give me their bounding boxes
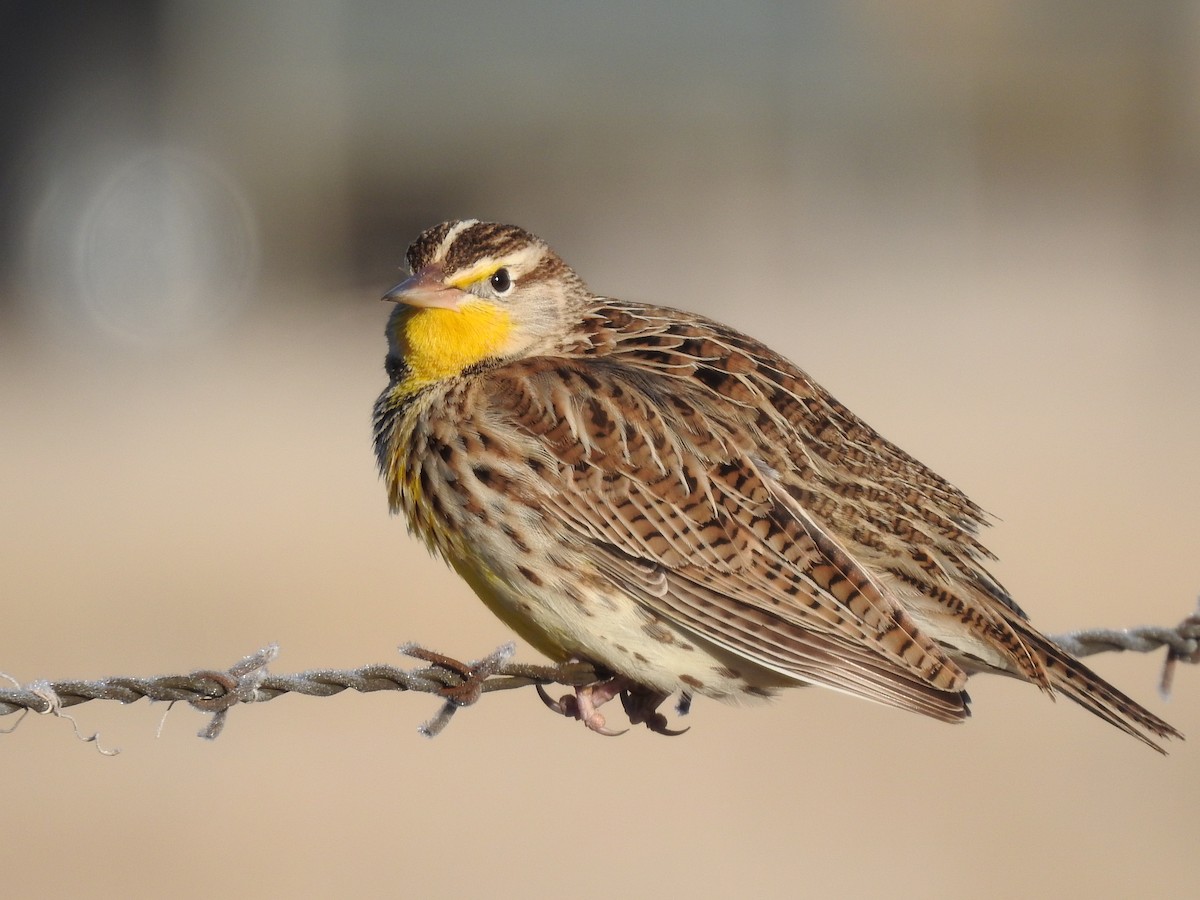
[448,549,797,701]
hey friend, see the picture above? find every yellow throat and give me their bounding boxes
[394,300,513,389]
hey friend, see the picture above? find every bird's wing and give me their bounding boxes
[582,301,1047,688]
[482,358,971,720]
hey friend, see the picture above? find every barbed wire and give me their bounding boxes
[1044,599,1200,697]
[0,642,603,744]
[1,603,1196,749]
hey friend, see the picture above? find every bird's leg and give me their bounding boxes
[536,667,692,736]
[621,686,690,736]
[676,691,693,716]
[537,675,632,736]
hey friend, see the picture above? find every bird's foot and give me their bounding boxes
[537,676,691,736]
[621,687,690,736]
[537,676,631,736]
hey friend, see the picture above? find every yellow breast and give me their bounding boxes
[394,300,513,389]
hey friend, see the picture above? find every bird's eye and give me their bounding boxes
[489,268,513,294]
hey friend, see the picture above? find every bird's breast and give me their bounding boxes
[391,302,513,388]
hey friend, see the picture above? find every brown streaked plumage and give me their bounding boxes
[373,219,1181,750]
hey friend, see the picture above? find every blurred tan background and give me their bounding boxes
[2,2,1198,898]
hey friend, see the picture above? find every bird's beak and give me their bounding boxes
[381,268,465,310]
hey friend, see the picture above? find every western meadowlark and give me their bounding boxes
[373,219,1180,751]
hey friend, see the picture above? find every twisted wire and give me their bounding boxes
[0,643,601,741]
[1,604,1195,745]
[1049,601,1200,697]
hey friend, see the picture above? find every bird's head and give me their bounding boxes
[382,220,588,387]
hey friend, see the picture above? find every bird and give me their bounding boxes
[373,219,1181,751]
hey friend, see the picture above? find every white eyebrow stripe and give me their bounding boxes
[437,219,478,259]
[446,244,546,288]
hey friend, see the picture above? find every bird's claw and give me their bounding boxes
[536,683,628,736]
[535,676,689,736]
[622,688,690,736]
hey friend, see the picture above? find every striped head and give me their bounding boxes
[382,220,589,389]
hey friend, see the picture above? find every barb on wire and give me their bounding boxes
[1048,599,1200,700]
[0,602,1195,749]
[0,640,601,748]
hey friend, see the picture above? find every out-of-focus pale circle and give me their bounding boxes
[20,146,259,345]
[72,149,259,344]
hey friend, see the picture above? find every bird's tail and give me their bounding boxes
[1018,622,1182,754]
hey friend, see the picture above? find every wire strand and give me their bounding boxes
[2,602,1196,746]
